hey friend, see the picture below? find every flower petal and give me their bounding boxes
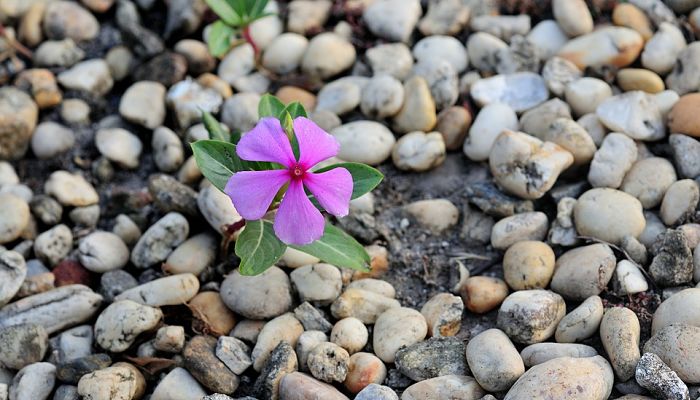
[225,169,290,220]
[237,117,296,167]
[274,179,325,245]
[293,117,340,169]
[304,168,353,217]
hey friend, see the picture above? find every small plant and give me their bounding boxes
[192,94,384,275]
[205,0,272,56]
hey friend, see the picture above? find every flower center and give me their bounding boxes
[291,165,305,179]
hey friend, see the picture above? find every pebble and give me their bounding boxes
[216,336,252,374]
[413,58,458,110]
[276,86,316,111]
[420,293,462,337]
[331,121,395,165]
[497,290,566,344]
[363,0,421,42]
[294,302,332,333]
[544,118,596,166]
[0,194,29,245]
[402,375,485,400]
[520,343,597,367]
[183,335,239,394]
[652,288,700,334]
[670,134,700,179]
[344,353,387,394]
[635,352,690,400]
[130,212,189,268]
[118,81,166,129]
[262,33,308,75]
[15,69,62,109]
[360,75,404,119]
[55,324,93,362]
[615,260,649,295]
[94,300,162,352]
[316,78,362,116]
[520,98,571,139]
[644,324,700,383]
[33,224,72,266]
[600,307,641,381]
[221,93,260,133]
[9,362,56,400]
[404,199,459,233]
[301,33,356,80]
[470,72,547,113]
[76,363,145,400]
[197,185,242,235]
[466,32,508,73]
[0,87,38,160]
[489,130,574,200]
[0,324,48,370]
[115,273,199,306]
[365,43,413,80]
[220,267,292,319]
[622,157,677,208]
[111,215,141,246]
[355,384,397,400]
[29,122,73,159]
[566,77,613,116]
[553,0,593,37]
[330,318,368,355]
[43,1,99,41]
[77,231,129,273]
[491,212,548,250]
[596,91,664,141]
[153,325,185,353]
[666,42,700,96]
[279,372,350,400]
[189,291,236,337]
[413,36,468,73]
[34,39,85,68]
[395,336,467,381]
[470,15,531,41]
[551,244,616,301]
[460,276,509,314]
[542,57,582,98]
[251,313,303,371]
[150,368,207,400]
[527,20,569,60]
[167,79,223,128]
[346,279,395,298]
[558,27,643,70]
[164,233,216,275]
[0,251,26,307]
[503,241,555,290]
[504,356,613,400]
[612,3,653,40]
[466,328,524,392]
[436,106,470,150]
[331,288,400,324]
[373,307,427,363]
[588,133,638,188]
[574,188,646,244]
[392,131,446,172]
[661,180,699,226]
[57,59,113,96]
[617,69,664,94]
[668,93,700,138]
[290,263,342,306]
[393,76,437,134]
[649,229,693,287]
[417,0,469,36]
[151,126,184,173]
[287,0,332,34]
[296,331,327,372]
[254,341,298,400]
[45,171,99,207]
[307,342,349,383]
[642,22,686,75]
[310,110,341,132]
[463,102,518,162]
[60,98,90,125]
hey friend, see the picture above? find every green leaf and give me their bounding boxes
[281,102,308,119]
[315,163,384,199]
[249,0,269,17]
[202,112,228,142]
[230,130,242,144]
[206,0,241,25]
[191,140,244,191]
[291,223,370,271]
[226,0,248,20]
[207,20,235,57]
[258,94,286,119]
[236,219,287,275]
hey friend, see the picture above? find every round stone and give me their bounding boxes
[574,188,646,244]
[221,267,293,319]
[503,241,555,290]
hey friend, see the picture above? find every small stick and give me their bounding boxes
[0,23,33,59]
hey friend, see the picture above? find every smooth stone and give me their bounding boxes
[43,1,99,41]
[254,341,298,400]
[543,118,596,166]
[615,260,649,295]
[331,288,400,324]
[497,290,566,344]
[599,307,640,382]
[150,368,207,400]
[251,313,303,371]
[466,32,508,73]
[395,337,468,381]
[461,276,509,314]
[503,241,555,290]
[331,121,396,165]
[520,343,597,367]
[301,33,356,80]
[0,195,29,245]
[44,171,98,207]
[588,133,638,188]
[527,20,569,60]
[412,58,458,110]
[402,375,485,400]
[553,0,592,36]
[166,78,222,128]
[635,352,690,400]
[221,267,292,319]
[9,362,56,400]
[365,43,413,80]
[574,188,646,244]
[491,212,548,250]
[652,288,700,333]
[118,81,166,129]
[542,56,582,97]
[596,91,664,141]
[360,75,404,119]
[331,318,368,355]
[363,0,421,42]
[577,113,608,146]
[558,27,643,70]
[436,106,471,150]
[470,72,548,113]
[220,93,260,133]
[114,273,199,306]
[163,233,216,275]
[346,279,395,299]
[316,78,362,116]
[30,122,74,159]
[33,224,72,266]
[216,336,252,375]
[642,22,686,75]
[670,134,700,178]
[262,33,308,75]
[355,384,397,400]
[566,77,612,116]
[617,69,664,93]
[621,157,677,209]
[0,87,38,160]
[417,0,470,36]
[290,264,342,306]
[466,328,524,392]
[189,291,236,337]
[94,300,162,352]
[644,324,700,384]
[392,131,446,172]
[661,180,699,225]
[153,325,185,353]
[279,372,350,400]
[152,126,184,173]
[612,3,653,40]
[130,212,189,268]
[345,354,387,394]
[393,76,437,134]
[183,335,239,394]
[0,251,26,306]
[666,42,700,96]
[420,293,463,337]
[76,363,145,400]
[373,307,427,363]
[504,356,613,400]
[57,59,113,96]
[551,244,616,301]
[34,39,85,68]
[470,15,531,41]
[413,36,468,73]
[489,130,574,200]
[668,93,700,138]
[0,324,48,370]
[112,214,141,246]
[197,185,242,235]
[519,98,572,139]
[78,231,129,273]
[463,103,518,162]
[404,199,459,233]
[296,331,328,372]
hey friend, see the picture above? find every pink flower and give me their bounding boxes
[225,117,353,245]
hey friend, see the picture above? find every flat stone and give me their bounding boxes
[94,300,162,353]
[520,343,597,367]
[470,72,548,112]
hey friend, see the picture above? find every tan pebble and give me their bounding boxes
[460,276,509,314]
[616,68,664,93]
[503,241,555,290]
[189,291,236,337]
[668,93,700,138]
[344,352,387,393]
[612,3,653,41]
[276,86,317,111]
[197,73,233,98]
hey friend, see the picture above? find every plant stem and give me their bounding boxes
[242,25,258,55]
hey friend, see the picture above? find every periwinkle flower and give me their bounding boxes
[225,117,353,245]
